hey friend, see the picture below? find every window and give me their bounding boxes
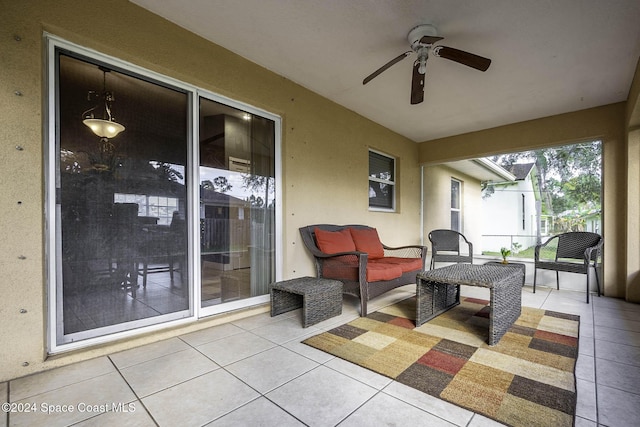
[369,150,395,210]
[521,193,526,230]
[451,178,461,231]
[541,217,549,235]
[114,193,180,225]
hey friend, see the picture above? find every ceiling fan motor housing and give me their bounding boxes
[407,24,439,50]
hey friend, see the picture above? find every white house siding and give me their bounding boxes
[482,173,538,253]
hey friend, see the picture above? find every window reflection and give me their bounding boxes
[199,98,275,307]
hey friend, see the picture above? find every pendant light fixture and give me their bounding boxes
[82,66,125,138]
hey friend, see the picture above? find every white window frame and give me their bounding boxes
[113,193,180,225]
[521,193,526,230]
[368,149,396,212]
[450,178,462,231]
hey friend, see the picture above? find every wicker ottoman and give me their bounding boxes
[270,277,343,327]
[416,264,523,345]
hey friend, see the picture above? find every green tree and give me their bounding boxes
[489,141,601,237]
[549,174,601,213]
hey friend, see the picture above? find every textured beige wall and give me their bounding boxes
[423,167,452,234]
[422,165,482,253]
[627,59,640,129]
[419,104,626,163]
[0,0,420,381]
[419,104,628,299]
[283,113,423,279]
[625,59,640,302]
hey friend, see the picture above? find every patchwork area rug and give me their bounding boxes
[303,297,579,427]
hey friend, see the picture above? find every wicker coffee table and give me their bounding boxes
[416,264,523,345]
[270,277,343,327]
[484,261,526,286]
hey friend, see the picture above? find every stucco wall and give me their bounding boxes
[422,165,482,255]
[627,127,640,302]
[0,0,421,381]
[625,58,640,302]
[418,103,629,300]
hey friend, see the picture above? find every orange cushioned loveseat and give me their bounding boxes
[299,224,428,316]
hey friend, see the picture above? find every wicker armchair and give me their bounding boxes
[428,229,473,270]
[533,231,603,303]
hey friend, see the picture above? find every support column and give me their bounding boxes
[626,128,640,302]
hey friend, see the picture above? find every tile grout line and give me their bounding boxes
[185,326,320,425]
[106,355,160,427]
[590,296,600,426]
[309,298,473,426]
[4,381,9,427]
[9,287,637,426]
[212,344,322,426]
[333,388,383,427]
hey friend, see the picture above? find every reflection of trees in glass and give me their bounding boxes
[59,146,119,174]
[201,176,232,193]
[243,175,275,208]
[369,182,390,201]
[61,149,82,173]
[60,139,124,173]
[369,166,394,206]
[150,161,183,182]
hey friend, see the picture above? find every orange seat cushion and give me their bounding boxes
[370,257,423,273]
[366,263,403,281]
[349,228,384,259]
[321,258,404,282]
[315,228,356,254]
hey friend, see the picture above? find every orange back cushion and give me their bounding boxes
[350,227,384,259]
[314,228,356,254]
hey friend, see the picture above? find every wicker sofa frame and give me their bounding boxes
[299,224,428,316]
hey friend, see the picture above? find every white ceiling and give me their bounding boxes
[131,0,640,142]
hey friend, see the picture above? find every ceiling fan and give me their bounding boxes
[362,24,491,105]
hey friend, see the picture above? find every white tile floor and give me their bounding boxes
[3,284,640,427]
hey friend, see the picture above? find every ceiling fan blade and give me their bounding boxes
[419,35,444,45]
[433,46,491,71]
[363,51,412,85]
[410,62,424,105]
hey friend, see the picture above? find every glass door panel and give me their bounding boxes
[199,97,275,308]
[55,52,191,344]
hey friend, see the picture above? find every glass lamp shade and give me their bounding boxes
[83,118,125,138]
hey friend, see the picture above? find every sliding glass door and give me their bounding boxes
[199,97,276,309]
[54,51,191,344]
[48,36,280,350]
